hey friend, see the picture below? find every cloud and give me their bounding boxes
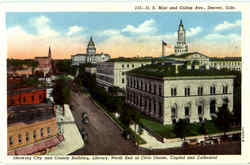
[122,19,157,34]
[204,33,240,41]
[67,26,84,36]
[214,19,241,31]
[7,17,88,59]
[29,16,60,38]
[98,29,121,37]
[186,27,202,37]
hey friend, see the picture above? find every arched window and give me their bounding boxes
[210,100,216,114]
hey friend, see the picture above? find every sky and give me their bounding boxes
[6,12,241,59]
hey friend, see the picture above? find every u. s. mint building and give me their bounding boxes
[125,64,235,125]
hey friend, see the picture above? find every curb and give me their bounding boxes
[87,95,124,132]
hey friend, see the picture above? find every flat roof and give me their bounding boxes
[8,102,55,125]
[127,64,236,78]
[8,87,46,96]
[8,102,53,112]
[107,57,152,62]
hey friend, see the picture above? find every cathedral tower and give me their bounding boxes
[174,20,188,55]
[48,46,52,58]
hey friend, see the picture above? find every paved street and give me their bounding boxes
[70,91,139,155]
[69,90,241,155]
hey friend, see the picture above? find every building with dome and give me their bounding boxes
[72,37,111,66]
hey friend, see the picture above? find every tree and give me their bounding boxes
[52,78,71,105]
[215,104,233,135]
[174,119,190,139]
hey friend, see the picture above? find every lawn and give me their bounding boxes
[140,118,176,138]
[140,115,239,139]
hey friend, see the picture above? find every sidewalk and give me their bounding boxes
[130,124,183,149]
[48,104,84,155]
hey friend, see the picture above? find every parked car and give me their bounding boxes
[82,117,89,124]
[80,128,88,141]
[82,112,87,119]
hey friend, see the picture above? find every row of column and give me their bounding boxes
[126,90,163,121]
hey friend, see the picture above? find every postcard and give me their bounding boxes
[1,0,250,164]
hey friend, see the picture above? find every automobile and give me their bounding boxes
[80,128,88,141]
[82,117,89,124]
[82,112,87,119]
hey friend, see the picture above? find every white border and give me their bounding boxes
[1,1,249,164]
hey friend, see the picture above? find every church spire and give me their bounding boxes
[48,46,52,58]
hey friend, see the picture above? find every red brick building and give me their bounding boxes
[34,46,53,75]
[8,87,46,106]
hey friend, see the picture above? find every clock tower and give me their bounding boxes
[174,20,188,55]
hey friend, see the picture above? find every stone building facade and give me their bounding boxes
[96,60,151,90]
[126,65,235,125]
[209,59,241,71]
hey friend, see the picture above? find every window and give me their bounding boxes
[23,96,26,103]
[26,132,30,142]
[39,95,42,100]
[122,78,124,84]
[185,88,190,96]
[198,105,203,115]
[171,88,177,96]
[122,72,124,76]
[47,127,51,136]
[9,136,13,146]
[145,83,147,92]
[33,130,37,139]
[144,100,147,109]
[31,96,34,102]
[127,64,129,68]
[141,81,143,90]
[210,86,216,95]
[198,87,203,96]
[149,84,152,93]
[139,96,142,107]
[158,102,162,116]
[185,107,190,116]
[153,85,156,94]
[149,101,151,112]
[153,101,156,114]
[122,64,124,68]
[18,134,22,144]
[40,128,44,137]
[137,80,139,89]
[132,64,134,68]
[159,86,162,96]
[223,86,228,94]
[171,108,177,119]
[210,100,216,114]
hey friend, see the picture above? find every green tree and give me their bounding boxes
[215,104,233,135]
[174,119,190,139]
[52,78,71,105]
